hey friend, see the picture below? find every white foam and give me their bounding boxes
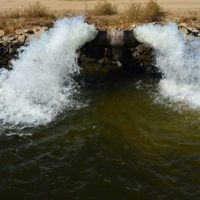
[134,23,200,109]
[0,16,97,127]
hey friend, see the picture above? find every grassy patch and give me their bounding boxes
[90,0,117,16]
[121,3,143,22]
[0,1,55,19]
[120,0,164,23]
[23,1,55,18]
[0,1,55,34]
[179,11,200,23]
[144,0,164,21]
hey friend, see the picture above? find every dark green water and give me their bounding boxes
[1,74,200,200]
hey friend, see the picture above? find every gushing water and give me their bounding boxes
[0,16,97,128]
[134,23,200,109]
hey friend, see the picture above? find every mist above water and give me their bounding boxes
[134,23,200,109]
[0,16,97,128]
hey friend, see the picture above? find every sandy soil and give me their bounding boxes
[0,0,200,14]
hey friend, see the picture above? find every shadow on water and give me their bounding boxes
[1,70,200,200]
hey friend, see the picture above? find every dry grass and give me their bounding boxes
[179,11,200,23]
[86,0,164,30]
[120,0,164,23]
[0,1,55,19]
[144,0,164,21]
[86,15,118,30]
[0,1,55,33]
[24,1,55,18]
[89,0,117,16]
[0,0,166,34]
[121,3,143,22]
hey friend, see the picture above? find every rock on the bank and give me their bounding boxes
[0,26,48,69]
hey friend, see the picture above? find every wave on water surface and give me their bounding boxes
[0,16,97,128]
[134,22,200,109]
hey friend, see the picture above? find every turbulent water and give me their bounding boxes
[1,19,200,128]
[134,22,200,109]
[0,16,97,128]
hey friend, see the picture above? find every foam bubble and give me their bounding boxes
[134,23,200,109]
[0,16,97,128]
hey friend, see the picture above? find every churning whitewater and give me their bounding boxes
[134,23,200,109]
[0,16,97,127]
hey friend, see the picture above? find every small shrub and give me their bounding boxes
[0,10,21,19]
[92,0,117,16]
[0,1,55,33]
[121,0,164,23]
[0,1,55,19]
[144,0,164,21]
[23,1,54,18]
[179,11,199,23]
[122,3,143,22]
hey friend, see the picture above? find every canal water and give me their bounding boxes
[1,75,200,199]
[0,17,200,199]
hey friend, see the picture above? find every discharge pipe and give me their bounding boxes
[89,30,139,48]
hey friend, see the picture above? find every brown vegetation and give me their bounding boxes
[86,0,165,30]
[120,0,164,23]
[144,0,164,21]
[179,11,200,23]
[3,0,197,34]
[0,1,55,34]
[89,0,117,16]
[0,1,55,19]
